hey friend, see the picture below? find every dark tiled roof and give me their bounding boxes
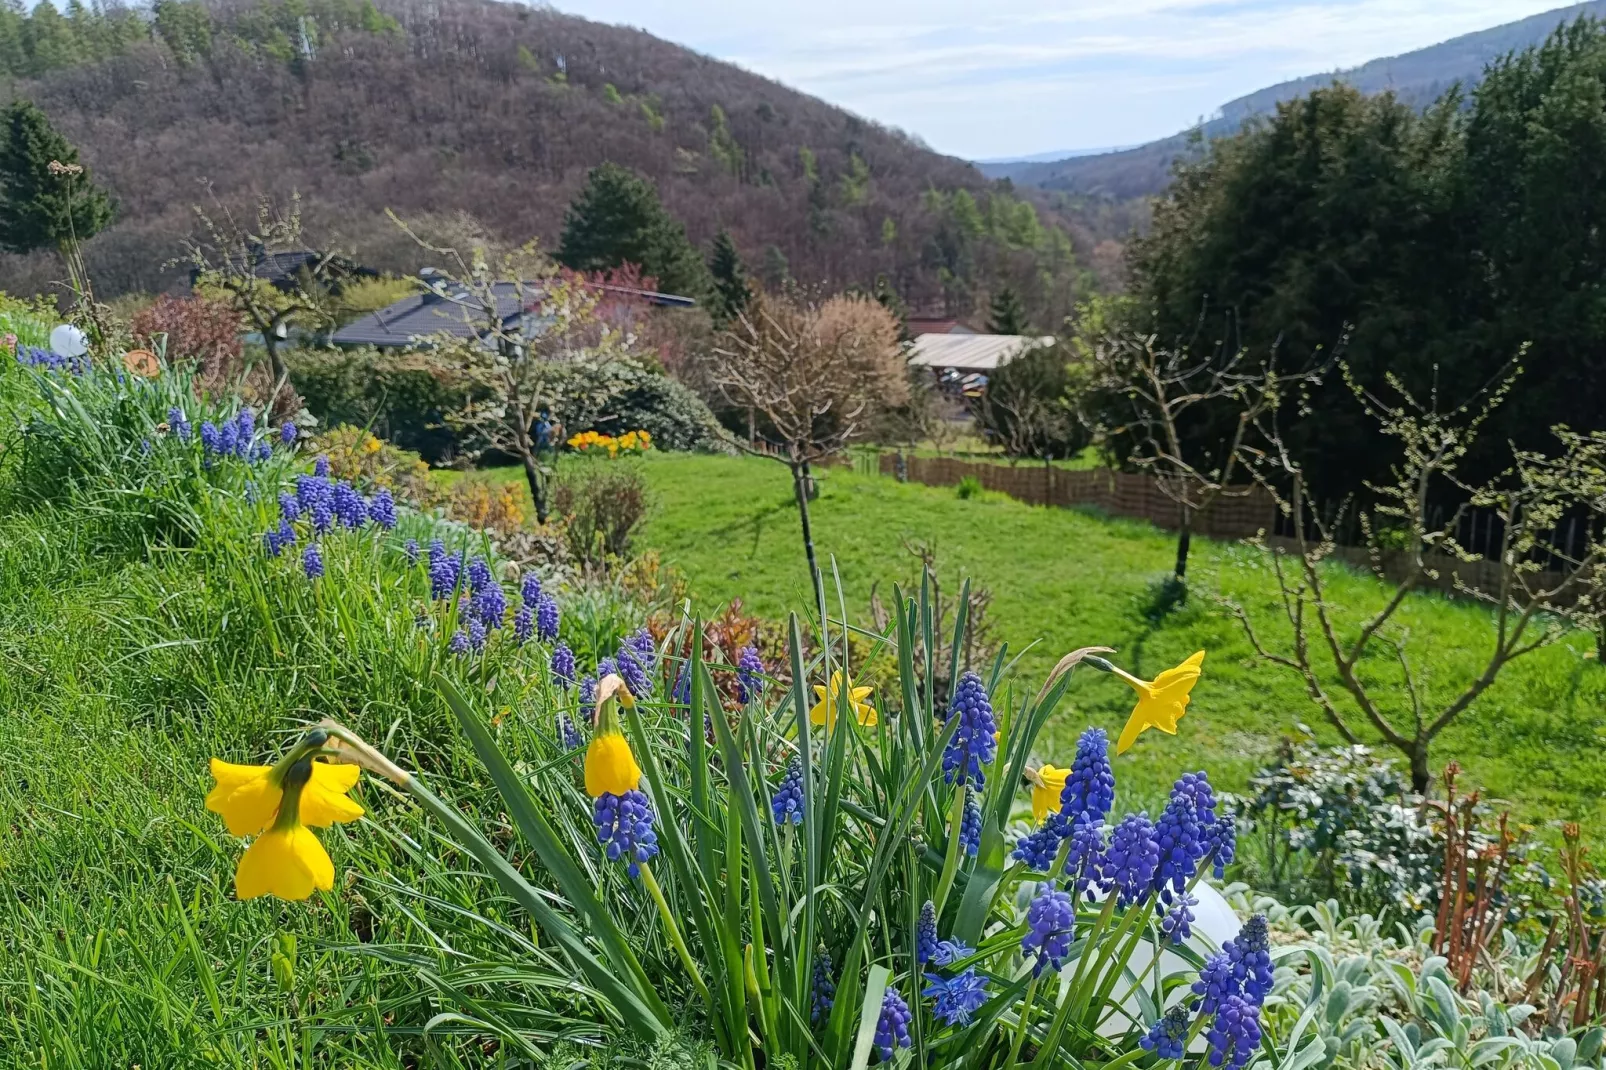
[331,281,696,348]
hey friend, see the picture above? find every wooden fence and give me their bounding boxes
[875,452,1277,541]
[868,451,1572,600]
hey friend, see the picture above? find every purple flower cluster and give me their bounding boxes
[1063,814,1107,895]
[279,422,297,446]
[168,408,192,442]
[736,644,764,703]
[466,618,487,653]
[810,951,836,1023]
[18,345,88,375]
[942,670,997,789]
[872,987,912,1062]
[1206,994,1262,1069]
[1154,772,1217,901]
[1021,882,1076,976]
[931,937,974,967]
[923,968,990,1028]
[916,900,939,965]
[471,581,507,629]
[536,596,560,642]
[578,674,598,709]
[614,628,655,696]
[1103,813,1160,907]
[520,572,541,606]
[1012,819,1064,872]
[368,488,396,529]
[1140,1004,1192,1060]
[199,409,271,464]
[557,711,583,751]
[448,629,471,656]
[1162,892,1199,944]
[1061,727,1117,822]
[262,520,296,557]
[593,789,660,878]
[772,755,805,826]
[403,538,419,566]
[301,543,323,579]
[466,556,492,593]
[1192,915,1274,1013]
[959,792,982,857]
[551,640,576,688]
[429,540,463,600]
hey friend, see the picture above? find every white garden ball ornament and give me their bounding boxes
[49,324,88,358]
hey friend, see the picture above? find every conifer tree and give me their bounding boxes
[0,100,114,293]
[706,228,751,326]
[556,162,709,299]
[987,285,1029,335]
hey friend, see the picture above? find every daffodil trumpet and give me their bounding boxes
[233,757,338,901]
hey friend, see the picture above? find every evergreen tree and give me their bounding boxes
[556,162,709,299]
[706,228,751,325]
[873,274,910,342]
[987,285,1029,334]
[0,100,114,258]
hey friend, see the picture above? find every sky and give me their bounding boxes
[560,0,1574,160]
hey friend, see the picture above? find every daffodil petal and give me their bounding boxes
[299,782,365,827]
[309,761,360,794]
[235,826,333,901]
[210,775,284,838]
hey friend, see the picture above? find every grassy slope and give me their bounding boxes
[516,453,1605,829]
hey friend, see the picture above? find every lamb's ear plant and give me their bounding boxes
[205,565,1279,1070]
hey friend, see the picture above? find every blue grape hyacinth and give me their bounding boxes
[942,670,997,789]
[1154,772,1215,901]
[513,604,534,644]
[367,488,396,529]
[1064,814,1107,896]
[466,556,492,594]
[448,629,471,657]
[1104,813,1160,906]
[277,492,300,523]
[959,792,982,857]
[1012,818,1065,872]
[429,542,461,600]
[473,583,507,628]
[520,572,541,607]
[1226,915,1275,1006]
[1206,812,1237,878]
[923,968,990,1028]
[736,644,764,703]
[558,711,582,751]
[403,538,419,567]
[916,900,938,965]
[279,422,297,446]
[1140,1005,1192,1060]
[616,642,652,697]
[1022,882,1077,976]
[1162,892,1198,944]
[536,596,560,642]
[301,543,324,580]
[772,756,805,826]
[578,675,598,709]
[551,641,576,688]
[466,618,487,653]
[872,987,912,1061]
[810,951,836,1023]
[1061,727,1116,823]
[627,627,656,669]
[593,789,659,879]
[313,454,329,478]
[1206,993,1262,1070]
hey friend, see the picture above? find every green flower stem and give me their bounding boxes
[638,861,712,1006]
[933,786,968,915]
[1006,972,1042,1069]
[1032,892,1120,1066]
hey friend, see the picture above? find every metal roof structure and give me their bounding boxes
[330,280,696,348]
[906,332,1053,372]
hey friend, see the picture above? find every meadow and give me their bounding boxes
[475,452,1606,832]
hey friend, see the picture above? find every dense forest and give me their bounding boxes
[0,0,1132,326]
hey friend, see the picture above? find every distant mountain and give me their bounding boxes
[999,0,1606,198]
[976,146,1133,166]
[0,0,1107,321]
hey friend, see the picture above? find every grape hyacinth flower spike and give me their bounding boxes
[1104,812,1161,907]
[313,454,329,478]
[959,791,982,856]
[873,987,912,1061]
[1140,1005,1192,1060]
[771,756,805,826]
[810,950,836,1023]
[916,900,939,965]
[367,488,396,530]
[1153,771,1214,901]
[1061,726,1117,823]
[736,644,764,704]
[403,539,419,567]
[550,641,576,688]
[536,595,560,642]
[942,670,997,789]
[1022,882,1076,976]
[466,556,492,594]
[301,543,324,580]
[520,572,540,607]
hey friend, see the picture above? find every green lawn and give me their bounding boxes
[494,452,1606,829]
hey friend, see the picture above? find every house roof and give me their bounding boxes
[907,332,1053,372]
[906,317,978,336]
[330,280,697,347]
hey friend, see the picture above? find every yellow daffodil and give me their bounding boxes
[1113,650,1206,754]
[1031,764,1071,823]
[234,759,336,902]
[585,674,643,797]
[585,731,643,797]
[207,757,363,837]
[809,671,877,728]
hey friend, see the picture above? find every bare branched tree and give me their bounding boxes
[393,219,634,524]
[709,290,906,592]
[1224,364,1606,791]
[183,190,350,412]
[1083,333,1323,583]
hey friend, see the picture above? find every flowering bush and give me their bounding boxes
[567,427,652,456]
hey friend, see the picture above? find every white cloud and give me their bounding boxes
[559,0,1577,157]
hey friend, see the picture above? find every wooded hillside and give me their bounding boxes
[0,0,1115,326]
